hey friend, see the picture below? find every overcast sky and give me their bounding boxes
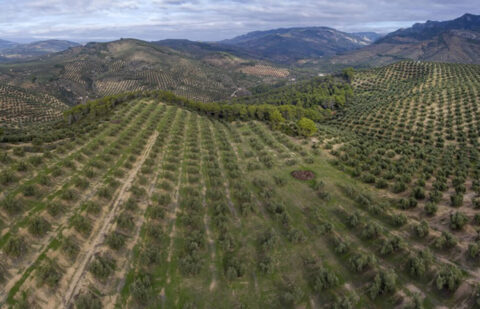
[0,0,478,43]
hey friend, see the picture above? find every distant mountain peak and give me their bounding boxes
[0,39,80,62]
[377,13,480,44]
[220,26,380,63]
[331,13,480,67]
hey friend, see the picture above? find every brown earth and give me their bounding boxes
[291,170,315,180]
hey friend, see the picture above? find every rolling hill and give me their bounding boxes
[0,61,480,308]
[0,38,295,131]
[331,13,480,66]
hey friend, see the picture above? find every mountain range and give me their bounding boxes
[0,39,80,61]
[219,27,382,63]
[330,13,480,66]
[0,12,480,119]
[3,13,480,68]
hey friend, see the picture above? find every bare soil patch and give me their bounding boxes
[291,170,315,181]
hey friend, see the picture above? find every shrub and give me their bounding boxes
[424,202,438,216]
[38,174,51,186]
[75,292,102,309]
[450,194,463,207]
[391,213,407,227]
[13,147,25,157]
[380,236,404,255]
[89,254,116,280]
[72,215,92,236]
[147,205,164,220]
[475,285,480,308]
[412,187,426,200]
[347,212,360,228]
[73,176,89,189]
[273,176,287,187]
[450,212,468,230]
[124,198,137,211]
[139,245,161,266]
[406,249,432,278]
[474,214,480,226]
[361,223,381,240]
[106,232,126,250]
[117,212,135,231]
[392,181,407,193]
[3,235,27,258]
[84,168,96,179]
[0,170,16,185]
[130,273,153,304]
[47,202,65,217]
[434,231,457,249]
[467,242,480,260]
[413,220,429,238]
[306,263,339,292]
[333,237,349,255]
[429,190,442,203]
[97,186,112,199]
[84,201,101,214]
[223,252,245,280]
[332,294,358,309]
[349,253,375,272]
[368,269,397,299]
[375,179,388,189]
[61,189,76,201]
[36,259,62,287]
[1,196,22,214]
[28,217,51,237]
[361,173,376,184]
[398,198,417,210]
[435,265,462,291]
[470,196,480,209]
[22,184,37,197]
[61,236,79,260]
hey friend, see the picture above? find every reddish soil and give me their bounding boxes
[291,170,315,180]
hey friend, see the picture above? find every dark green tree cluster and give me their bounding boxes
[231,76,353,109]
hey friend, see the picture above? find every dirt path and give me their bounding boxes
[62,131,159,307]
[0,137,140,306]
[162,113,189,300]
[221,123,268,218]
[0,103,140,204]
[0,105,149,238]
[204,194,217,291]
[208,121,239,222]
[200,120,218,291]
[107,109,178,308]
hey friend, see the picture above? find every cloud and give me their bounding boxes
[0,0,478,42]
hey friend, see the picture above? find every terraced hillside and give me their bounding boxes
[0,39,293,131]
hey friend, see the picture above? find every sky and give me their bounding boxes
[0,0,478,43]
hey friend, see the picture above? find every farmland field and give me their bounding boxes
[0,61,480,308]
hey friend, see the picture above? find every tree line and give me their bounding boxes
[62,73,356,137]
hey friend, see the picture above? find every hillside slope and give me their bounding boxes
[0,39,293,130]
[331,13,480,66]
[1,62,480,308]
